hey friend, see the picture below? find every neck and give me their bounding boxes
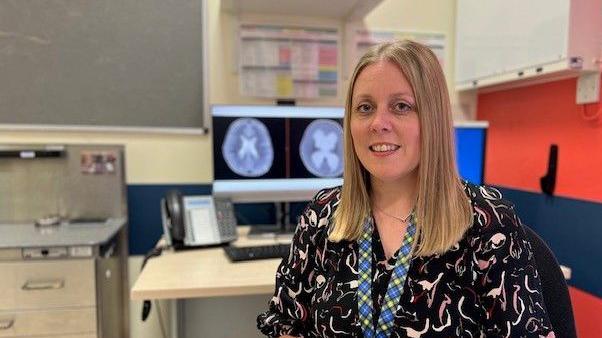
[370,172,418,218]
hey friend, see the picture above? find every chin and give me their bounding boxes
[366,166,419,185]
[369,171,412,183]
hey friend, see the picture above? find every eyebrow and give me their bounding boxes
[352,92,415,102]
[390,92,415,100]
[352,94,372,101]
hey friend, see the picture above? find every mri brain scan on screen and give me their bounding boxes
[299,119,343,178]
[222,117,274,177]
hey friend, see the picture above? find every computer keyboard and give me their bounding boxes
[224,244,290,262]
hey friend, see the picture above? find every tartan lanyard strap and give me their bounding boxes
[357,216,416,338]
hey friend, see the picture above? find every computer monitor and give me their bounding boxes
[212,105,344,203]
[454,121,488,185]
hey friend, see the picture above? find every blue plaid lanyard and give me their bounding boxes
[357,216,416,338]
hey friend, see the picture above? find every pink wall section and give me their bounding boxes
[478,76,602,203]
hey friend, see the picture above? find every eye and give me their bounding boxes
[355,102,374,114]
[392,101,414,113]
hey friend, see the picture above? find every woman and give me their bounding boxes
[257,40,555,337]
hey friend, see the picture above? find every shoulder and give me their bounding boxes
[298,186,341,231]
[461,181,522,240]
[460,183,535,278]
[312,185,342,209]
[305,186,341,215]
[462,181,514,209]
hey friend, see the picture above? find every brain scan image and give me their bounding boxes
[299,119,344,177]
[222,117,274,177]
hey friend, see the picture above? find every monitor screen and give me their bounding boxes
[212,105,344,202]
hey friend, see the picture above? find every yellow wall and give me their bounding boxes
[3,0,457,184]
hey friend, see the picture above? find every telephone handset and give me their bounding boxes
[164,190,186,243]
[161,190,237,249]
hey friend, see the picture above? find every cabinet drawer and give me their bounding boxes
[0,307,96,337]
[0,259,95,310]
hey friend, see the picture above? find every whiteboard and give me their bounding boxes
[0,0,207,130]
[455,0,570,84]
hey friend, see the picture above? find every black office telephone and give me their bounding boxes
[142,191,238,322]
[161,190,238,250]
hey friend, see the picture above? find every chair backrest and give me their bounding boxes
[523,225,577,338]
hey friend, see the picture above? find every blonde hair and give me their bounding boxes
[329,40,472,256]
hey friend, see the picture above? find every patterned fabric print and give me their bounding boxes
[358,216,416,338]
[257,182,556,337]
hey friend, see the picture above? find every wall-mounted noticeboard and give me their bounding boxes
[238,24,340,99]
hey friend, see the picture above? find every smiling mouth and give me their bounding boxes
[369,144,400,152]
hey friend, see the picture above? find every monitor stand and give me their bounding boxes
[247,202,295,238]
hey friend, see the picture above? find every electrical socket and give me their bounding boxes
[576,72,600,104]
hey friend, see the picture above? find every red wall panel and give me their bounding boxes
[569,287,602,338]
[477,76,602,203]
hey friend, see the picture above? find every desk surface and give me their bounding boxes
[131,227,291,300]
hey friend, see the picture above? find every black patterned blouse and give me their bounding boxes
[257,182,555,338]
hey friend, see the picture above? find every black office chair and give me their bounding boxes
[523,225,577,338]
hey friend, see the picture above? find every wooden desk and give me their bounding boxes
[131,227,291,300]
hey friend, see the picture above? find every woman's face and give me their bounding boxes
[350,60,420,186]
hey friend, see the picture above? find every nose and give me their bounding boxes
[370,109,392,133]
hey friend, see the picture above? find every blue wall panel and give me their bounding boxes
[494,186,602,298]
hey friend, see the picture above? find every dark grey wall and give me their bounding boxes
[0,0,205,129]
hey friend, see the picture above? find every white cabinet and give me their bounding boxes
[455,0,602,91]
[0,226,128,338]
